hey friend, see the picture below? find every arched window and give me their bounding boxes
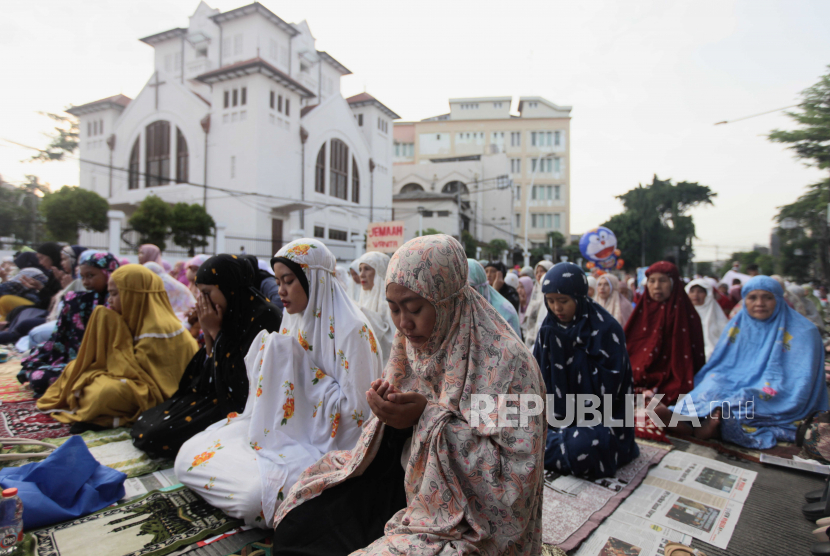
[128,138,140,190]
[400,183,424,193]
[330,139,348,200]
[315,144,326,193]
[442,180,468,195]
[176,127,188,184]
[145,120,170,187]
[351,157,360,203]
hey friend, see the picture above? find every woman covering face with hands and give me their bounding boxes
[132,254,282,457]
[272,234,545,556]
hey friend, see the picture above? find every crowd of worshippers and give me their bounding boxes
[0,237,828,554]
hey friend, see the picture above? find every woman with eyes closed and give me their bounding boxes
[131,254,282,457]
[174,239,381,529]
[354,251,396,365]
[270,234,545,556]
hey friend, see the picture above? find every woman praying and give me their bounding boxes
[535,263,638,479]
[518,275,535,323]
[174,239,382,528]
[653,276,829,449]
[595,273,634,326]
[354,251,396,364]
[467,259,521,337]
[37,264,198,433]
[271,234,545,555]
[524,260,554,348]
[686,278,729,360]
[624,261,705,405]
[131,254,282,457]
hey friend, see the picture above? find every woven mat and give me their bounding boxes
[541,442,671,551]
[671,434,800,464]
[0,373,34,403]
[222,536,272,556]
[0,427,172,478]
[0,399,71,441]
[21,486,240,556]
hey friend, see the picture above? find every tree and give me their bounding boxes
[129,195,172,251]
[530,231,566,263]
[603,175,716,273]
[460,230,478,259]
[39,186,108,244]
[695,261,714,277]
[29,112,79,163]
[721,251,776,277]
[415,227,443,237]
[483,238,509,260]
[769,67,830,281]
[170,203,216,257]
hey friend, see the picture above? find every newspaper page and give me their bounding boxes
[544,469,629,496]
[121,467,180,501]
[648,451,757,503]
[618,476,743,549]
[575,512,693,556]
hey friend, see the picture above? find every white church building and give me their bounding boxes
[68,1,398,260]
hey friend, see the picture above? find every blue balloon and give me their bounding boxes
[579,227,618,263]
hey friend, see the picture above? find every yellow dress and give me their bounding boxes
[37,265,198,428]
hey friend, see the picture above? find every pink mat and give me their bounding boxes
[542,442,670,551]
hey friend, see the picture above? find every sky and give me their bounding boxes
[2,0,829,261]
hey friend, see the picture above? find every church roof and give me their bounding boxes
[195,58,315,98]
[300,104,318,117]
[316,52,351,76]
[66,94,132,116]
[346,93,400,120]
[210,3,299,37]
[139,27,187,46]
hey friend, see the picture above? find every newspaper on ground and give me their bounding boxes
[617,452,752,550]
[544,469,630,497]
[121,467,180,501]
[647,450,757,503]
[575,512,693,556]
[760,453,830,475]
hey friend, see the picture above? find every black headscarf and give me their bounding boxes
[270,256,310,297]
[13,252,44,272]
[485,261,507,275]
[36,242,62,269]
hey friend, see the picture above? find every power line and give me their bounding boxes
[714,104,799,126]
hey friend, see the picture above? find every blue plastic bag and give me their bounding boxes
[0,435,126,530]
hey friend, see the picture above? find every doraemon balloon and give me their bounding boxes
[579,227,619,268]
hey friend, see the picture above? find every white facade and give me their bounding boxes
[69,1,398,260]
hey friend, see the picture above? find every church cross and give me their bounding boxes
[149,71,166,110]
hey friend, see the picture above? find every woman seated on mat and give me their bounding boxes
[131,254,282,457]
[37,264,198,433]
[0,250,57,319]
[686,278,729,360]
[354,251,396,364]
[595,273,634,326]
[143,261,196,324]
[651,276,829,449]
[174,239,382,528]
[624,261,706,406]
[19,251,120,397]
[535,262,638,479]
[523,260,554,348]
[468,259,521,337]
[271,235,545,555]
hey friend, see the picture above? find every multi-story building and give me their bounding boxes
[392,96,571,258]
[68,1,398,260]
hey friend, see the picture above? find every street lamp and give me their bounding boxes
[523,152,557,266]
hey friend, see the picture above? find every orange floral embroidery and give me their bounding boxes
[359,324,378,354]
[188,440,223,471]
[281,381,295,425]
[256,374,263,397]
[330,412,340,438]
[226,412,238,423]
[285,244,315,257]
[281,328,289,335]
[352,409,364,427]
[311,367,326,385]
[250,441,263,451]
[298,330,313,351]
[337,349,349,371]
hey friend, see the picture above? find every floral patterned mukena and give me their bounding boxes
[273,234,546,555]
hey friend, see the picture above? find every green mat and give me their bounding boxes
[222,536,271,556]
[23,486,240,556]
[0,427,172,478]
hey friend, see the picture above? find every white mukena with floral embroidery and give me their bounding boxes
[174,238,384,527]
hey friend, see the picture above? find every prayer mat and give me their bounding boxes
[0,427,172,478]
[671,434,800,464]
[0,400,71,441]
[0,373,34,403]
[21,486,240,556]
[541,441,671,551]
[223,536,272,556]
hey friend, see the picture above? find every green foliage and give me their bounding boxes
[483,238,509,259]
[602,175,716,272]
[415,228,443,237]
[129,196,172,251]
[695,261,714,277]
[460,230,478,259]
[39,186,108,244]
[170,203,215,257]
[0,176,48,246]
[768,68,830,282]
[29,112,79,163]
